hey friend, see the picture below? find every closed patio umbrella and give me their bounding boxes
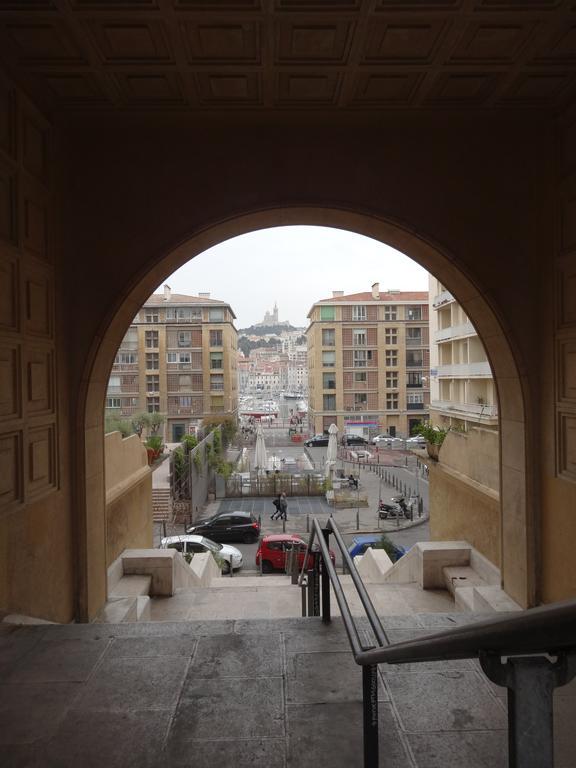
[325,423,339,477]
[254,422,268,473]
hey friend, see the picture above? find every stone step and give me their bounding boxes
[6,614,571,768]
[109,574,152,599]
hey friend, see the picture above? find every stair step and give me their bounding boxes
[443,566,487,597]
[109,575,152,599]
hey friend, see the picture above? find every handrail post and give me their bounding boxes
[312,552,321,616]
[362,664,379,768]
[307,567,315,617]
[480,651,576,768]
[321,528,331,624]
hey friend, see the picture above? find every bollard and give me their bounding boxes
[283,518,286,534]
[306,512,310,533]
[356,507,360,529]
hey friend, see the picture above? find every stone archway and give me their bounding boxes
[79,207,532,620]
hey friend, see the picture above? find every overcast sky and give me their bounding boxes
[155,226,429,329]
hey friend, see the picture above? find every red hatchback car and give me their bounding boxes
[256,534,335,573]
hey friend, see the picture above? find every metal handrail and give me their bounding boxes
[358,596,576,666]
[298,517,576,768]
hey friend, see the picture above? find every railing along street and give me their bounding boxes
[299,517,576,768]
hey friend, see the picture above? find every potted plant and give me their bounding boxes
[413,422,449,461]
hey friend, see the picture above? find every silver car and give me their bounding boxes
[160,534,243,572]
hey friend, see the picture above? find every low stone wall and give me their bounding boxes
[429,428,500,568]
[105,432,153,567]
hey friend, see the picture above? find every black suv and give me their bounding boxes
[186,511,260,543]
[304,434,329,447]
[342,435,369,446]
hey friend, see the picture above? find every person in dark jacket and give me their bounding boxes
[279,492,288,520]
[271,494,282,520]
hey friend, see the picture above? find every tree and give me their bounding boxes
[105,414,133,437]
[147,412,165,435]
[131,413,148,438]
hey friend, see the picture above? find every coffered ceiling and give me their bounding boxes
[0,0,575,112]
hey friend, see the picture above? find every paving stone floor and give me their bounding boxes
[1,615,575,767]
[0,614,576,768]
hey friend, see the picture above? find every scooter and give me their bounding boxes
[378,495,411,520]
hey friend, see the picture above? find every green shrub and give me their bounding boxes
[413,421,450,446]
[374,534,401,562]
[192,450,202,475]
[146,435,163,452]
[181,434,198,452]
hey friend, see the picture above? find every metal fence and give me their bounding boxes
[224,472,325,498]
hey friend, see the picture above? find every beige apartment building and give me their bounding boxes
[106,286,238,442]
[429,276,498,431]
[307,284,430,439]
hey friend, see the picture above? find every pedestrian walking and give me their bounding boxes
[271,494,282,520]
[279,492,288,520]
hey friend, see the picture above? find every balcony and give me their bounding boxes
[431,399,498,420]
[107,385,139,395]
[344,404,369,412]
[111,363,138,372]
[406,337,423,347]
[432,289,455,308]
[106,405,139,417]
[405,360,424,368]
[436,362,493,378]
[167,362,202,371]
[407,402,425,410]
[434,321,476,343]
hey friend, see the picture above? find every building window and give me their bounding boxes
[323,372,336,389]
[147,396,160,413]
[354,371,367,383]
[322,328,335,346]
[210,330,223,347]
[385,350,398,366]
[386,372,398,388]
[407,372,422,387]
[353,328,366,346]
[115,351,137,365]
[210,352,223,370]
[211,395,224,410]
[147,375,159,393]
[322,351,336,367]
[353,350,373,367]
[145,330,158,349]
[384,306,397,321]
[407,306,422,321]
[406,350,423,367]
[407,327,422,344]
[106,397,121,408]
[209,308,224,322]
[320,306,335,321]
[352,305,367,321]
[323,394,336,411]
[178,331,191,347]
[385,328,397,345]
[386,393,399,410]
[354,393,367,407]
[407,392,424,404]
[179,396,192,407]
[146,353,159,370]
[145,309,159,323]
[210,374,224,391]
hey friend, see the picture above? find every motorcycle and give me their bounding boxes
[378,495,412,520]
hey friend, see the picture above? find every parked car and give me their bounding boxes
[372,434,404,447]
[186,510,260,543]
[256,534,336,573]
[304,434,329,447]
[160,535,243,572]
[351,449,372,460]
[342,435,369,446]
[406,435,426,446]
[348,535,407,562]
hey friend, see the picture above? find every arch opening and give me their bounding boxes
[79,207,533,621]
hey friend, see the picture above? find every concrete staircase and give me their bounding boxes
[152,487,172,524]
[2,614,574,767]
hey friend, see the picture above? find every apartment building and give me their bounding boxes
[428,276,498,430]
[106,285,238,442]
[306,283,430,438]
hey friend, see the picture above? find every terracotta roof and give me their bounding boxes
[145,292,229,306]
[316,291,428,303]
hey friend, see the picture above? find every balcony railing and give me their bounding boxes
[106,405,139,416]
[111,363,138,372]
[436,362,493,378]
[431,399,498,418]
[166,363,202,371]
[407,402,425,410]
[434,321,476,343]
[405,337,423,347]
[107,385,138,395]
[432,289,455,308]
